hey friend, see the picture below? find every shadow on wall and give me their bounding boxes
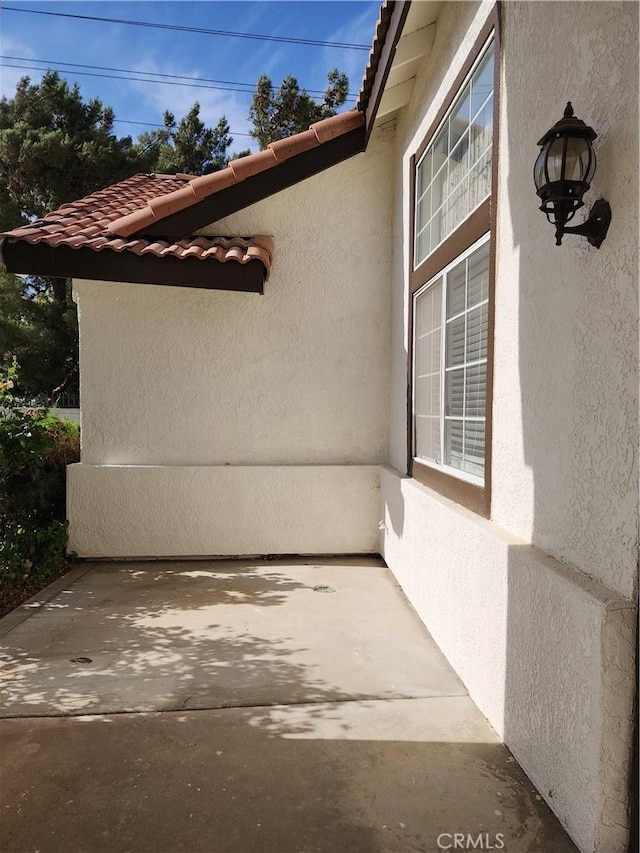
[503,3,639,851]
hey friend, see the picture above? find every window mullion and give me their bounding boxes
[440,270,447,465]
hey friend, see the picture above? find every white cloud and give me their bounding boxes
[321,4,378,101]
[0,35,37,99]
[125,57,256,148]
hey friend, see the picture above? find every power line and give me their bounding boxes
[112,118,254,137]
[0,54,357,100]
[1,5,371,50]
[0,62,258,96]
[1,62,350,104]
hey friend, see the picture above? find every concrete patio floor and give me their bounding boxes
[0,557,578,852]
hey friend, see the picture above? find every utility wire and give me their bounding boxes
[0,5,371,50]
[0,54,357,100]
[0,61,351,104]
[112,118,254,137]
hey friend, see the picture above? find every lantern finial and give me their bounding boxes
[564,102,574,119]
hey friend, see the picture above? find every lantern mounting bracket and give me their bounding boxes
[555,198,612,249]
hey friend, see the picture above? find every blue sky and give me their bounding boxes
[0,1,380,152]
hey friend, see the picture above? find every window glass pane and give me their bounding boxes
[447,314,466,367]
[468,146,492,211]
[417,186,432,232]
[470,94,493,165]
[414,280,442,463]
[446,367,464,417]
[470,43,494,119]
[416,226,430,269]
[445,170,470,236]
[464,421,485,478]
[432,126,448,176]
[445,420,464,470]
[417,149,432,198]
[466,304,487,363]
[431,163,448,217]
[441,238,489,480]
[447,259,466,318]
[449,93,470,153]
[465,363,486,417]
[467,243,489,306]
[430,207,443,254]
[414,40,494,268]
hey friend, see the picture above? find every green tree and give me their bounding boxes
[248,69,349,150]
[139,103,248,175]
[0,71,154,227]
[0,271,78,400]
[0,72,154,396]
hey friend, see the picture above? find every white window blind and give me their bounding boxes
[414,238,489,481]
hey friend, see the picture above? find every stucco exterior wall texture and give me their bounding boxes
[69,129,394,557]
[382,3,638,853]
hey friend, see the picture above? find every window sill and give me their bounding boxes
[410,458,489,517]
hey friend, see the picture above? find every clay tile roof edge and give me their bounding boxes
[107,109,364,239]
[357,1,396,113]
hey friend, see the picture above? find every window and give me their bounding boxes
[415,43,494,266]
[409,22,497,516]
[414,236,489,482]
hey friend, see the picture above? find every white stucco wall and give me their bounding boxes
[68,464,381,557]
[382,2,638,852]
[382,469,635,853]
[492,0,639,602]
[69,128,393,557]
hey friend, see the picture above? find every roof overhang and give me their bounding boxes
[0,238,267,293]
[359,1,442,141]
[138,124,365,240]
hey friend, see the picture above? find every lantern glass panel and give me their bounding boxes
[564,136,595,183]
[546,136,566,182]
[534,147,548,190]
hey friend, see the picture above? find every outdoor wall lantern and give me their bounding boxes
[534,102,611,248]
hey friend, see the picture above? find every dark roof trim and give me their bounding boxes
[357,1,412,144]
[139,124,366,239]
[1,239,266,293]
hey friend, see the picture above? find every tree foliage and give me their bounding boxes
[0,359,80,581]
[138,103,247,175]
[0,77,240,397]
[248,69,349,149]
[0,271,78,400]
[0,71,153,225]
[0,72,156,396]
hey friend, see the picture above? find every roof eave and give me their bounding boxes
[359,1,413,145]
[136,124,366,240]
[1,239,267,293]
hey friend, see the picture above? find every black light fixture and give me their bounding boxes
[534,102,611,248]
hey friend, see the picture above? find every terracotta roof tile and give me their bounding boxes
[357,0,395,113]
[0,108,365,280]
[0,173,273,276]
[106,109,364,238]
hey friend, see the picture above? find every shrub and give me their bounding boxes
[0,360,80,580]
